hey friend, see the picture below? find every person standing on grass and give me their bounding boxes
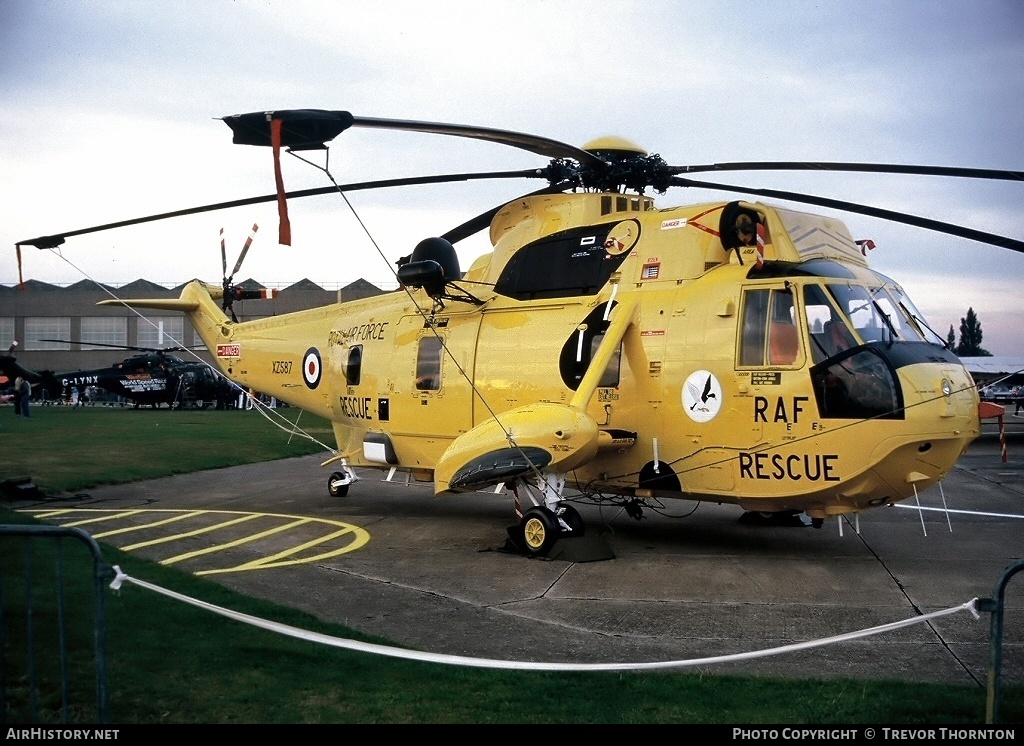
[17,376,31,417]
[13,376,23,415]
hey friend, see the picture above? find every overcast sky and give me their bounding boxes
[2,0,1022,355]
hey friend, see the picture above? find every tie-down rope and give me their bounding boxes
[110,565,979,673]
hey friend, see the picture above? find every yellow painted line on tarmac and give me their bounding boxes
[199,524,370,575]
[30,509,81,519]
[120,513,265,551]
[17,507,372,572]
[36,509,147,527]
[91,510,208,539]
[160,517,314,566]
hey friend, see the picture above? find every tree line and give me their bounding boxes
[945,307,991,357]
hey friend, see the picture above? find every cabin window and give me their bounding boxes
[739,288,799,367]
[344,345,362,386]
[415,336,443,391]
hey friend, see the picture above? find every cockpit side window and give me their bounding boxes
[739,287,800,367]
[767,291,799,365]
[740,289,770,366]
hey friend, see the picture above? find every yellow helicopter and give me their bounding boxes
[19,110,1020,556]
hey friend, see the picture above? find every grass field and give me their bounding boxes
[0,404,332,493]
[1,406,1021,724]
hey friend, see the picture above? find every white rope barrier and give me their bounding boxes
[109,565,980,673]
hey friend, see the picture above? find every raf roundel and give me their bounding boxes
[302,347,322,389]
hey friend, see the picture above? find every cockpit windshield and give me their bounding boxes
[800,283,905,419]
[827,282,950,349]
[803,284,857,364]
[827,284,901,345]
[803,281,946,364]
[794,279,954,420]
[889,286,947,345]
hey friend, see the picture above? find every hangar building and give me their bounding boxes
[0,278,385,375]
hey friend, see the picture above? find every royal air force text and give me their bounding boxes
[328,322,389,347]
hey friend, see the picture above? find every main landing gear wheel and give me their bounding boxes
[521,507,559,556]
[327,471,349,497]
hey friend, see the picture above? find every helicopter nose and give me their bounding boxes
[865,366,981,499]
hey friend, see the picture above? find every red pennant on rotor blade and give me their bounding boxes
[16,244,25,290]
[270,118,292,246]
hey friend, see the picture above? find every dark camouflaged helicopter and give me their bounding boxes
[2,339,228,409]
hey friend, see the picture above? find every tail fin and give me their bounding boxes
[97,280,231,353]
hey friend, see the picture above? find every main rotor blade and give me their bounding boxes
[441,180,576,244]
[38,339,180,352]
[224,109,605,166]
[17,169,547,249]
[669,176,1024,254]
[671,161,1024,182]
[348,116,605,168]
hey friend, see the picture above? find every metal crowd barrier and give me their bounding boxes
[0,525,114,724]
[978,559,1024,724]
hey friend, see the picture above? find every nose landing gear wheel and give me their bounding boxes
[327,472,350,497]
[521,507,559,556]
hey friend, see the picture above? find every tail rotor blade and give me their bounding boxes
[220,228,228,279]
[230,223,259,280]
